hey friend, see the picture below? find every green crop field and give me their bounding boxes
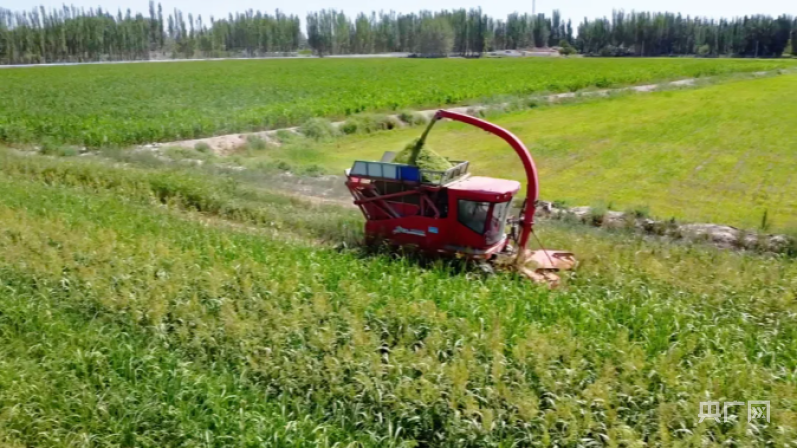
[252,74,797,231]
[0,148,795,447]
[0,58,794,147]
[3,54,797,447]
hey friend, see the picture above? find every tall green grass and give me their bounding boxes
[0,151,795,446]
[0,149,361,244]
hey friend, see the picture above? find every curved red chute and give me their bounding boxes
[433,110,539,249]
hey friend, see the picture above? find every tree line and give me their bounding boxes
[1,3,795,64]
[305,9,575,57]
[577,11,796,57]
[306,10,795,58]
[0,2,301,64]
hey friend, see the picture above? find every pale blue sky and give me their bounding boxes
[11,0,795,25]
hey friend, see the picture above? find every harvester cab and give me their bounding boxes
[345,109,576,285]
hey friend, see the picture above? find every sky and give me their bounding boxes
[10,0,795,26]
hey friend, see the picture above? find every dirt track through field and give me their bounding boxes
[141,68,796,155]
[142,77,710,155]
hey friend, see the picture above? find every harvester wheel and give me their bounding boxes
[475,261,495,276]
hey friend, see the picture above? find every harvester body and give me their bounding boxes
[345,110,575,284]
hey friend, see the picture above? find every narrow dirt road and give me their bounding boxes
[141,69,792,155]
[143,78,705,155]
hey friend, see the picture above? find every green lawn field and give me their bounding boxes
[256,74,797,231]
[0,58,793,147]
[0,149,795,446]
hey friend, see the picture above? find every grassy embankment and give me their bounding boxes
[0,58,794,147]
[0,149,795,447]
[246,74,797,231]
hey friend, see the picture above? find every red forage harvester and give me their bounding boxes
[345,110,576,286]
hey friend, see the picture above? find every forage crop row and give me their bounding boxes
[0,152,795,446]
[0,57,793,147]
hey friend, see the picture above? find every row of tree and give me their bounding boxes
[0,3,301,64]
[577,11,796,57]
[305,10,796,58]
[306,10,490,57]
[1,3,795,64]
[305,9,575,57]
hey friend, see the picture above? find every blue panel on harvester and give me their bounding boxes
[400,166,420,182]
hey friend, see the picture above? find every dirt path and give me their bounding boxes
[0,53,412,69]
[143,78,706,155]
[142,69,793,156]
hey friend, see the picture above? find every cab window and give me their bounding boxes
[485,201,510,245]
[457,200,490,234]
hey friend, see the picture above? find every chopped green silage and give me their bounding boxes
[393,138,453,171]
